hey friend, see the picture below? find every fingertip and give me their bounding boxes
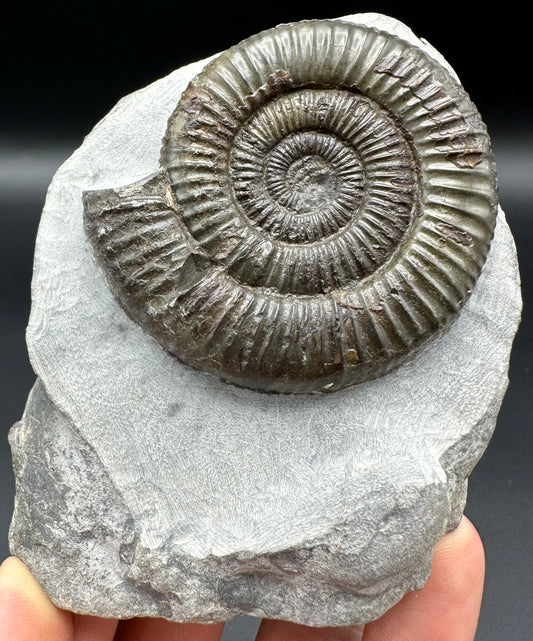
[440,515,482,550]
[114,617,225,640]
[0,556,74,641]
[363,517,485,641]
[458,515,485,559]
[0,556,26,575]
[432,516,485,595]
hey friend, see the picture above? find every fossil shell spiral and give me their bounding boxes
[83,19,497,394]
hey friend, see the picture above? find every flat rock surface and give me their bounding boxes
[9,14,522,626]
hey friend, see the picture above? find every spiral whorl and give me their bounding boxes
[85,19,497,393]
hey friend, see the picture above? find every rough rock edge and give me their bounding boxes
[9,371,503,626]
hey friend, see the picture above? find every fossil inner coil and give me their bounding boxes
[84,19,497,393]
[173,88,418,294]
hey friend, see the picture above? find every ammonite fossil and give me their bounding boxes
[83,19,497,394]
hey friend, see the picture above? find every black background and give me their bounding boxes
[1,2,531,639]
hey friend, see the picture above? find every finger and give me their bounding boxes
[0,556,73,641]
[362,516,485,641]
[114,617,225,641]
[0,557,118,641]
[72,613,118,641]
[256,619,365,641]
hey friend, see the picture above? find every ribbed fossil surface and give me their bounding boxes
[84,19,497,393]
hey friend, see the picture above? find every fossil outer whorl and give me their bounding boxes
[84,19,497,394]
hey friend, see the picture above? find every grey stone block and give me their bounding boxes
[8,12,522,627]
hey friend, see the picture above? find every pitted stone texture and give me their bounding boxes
[9,13,521,626]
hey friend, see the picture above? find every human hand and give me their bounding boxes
[0,516,484,641]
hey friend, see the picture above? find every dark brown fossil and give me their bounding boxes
[83,19,497,394]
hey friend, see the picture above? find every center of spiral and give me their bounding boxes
[233,125,365,244]
[284,155,336,215]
